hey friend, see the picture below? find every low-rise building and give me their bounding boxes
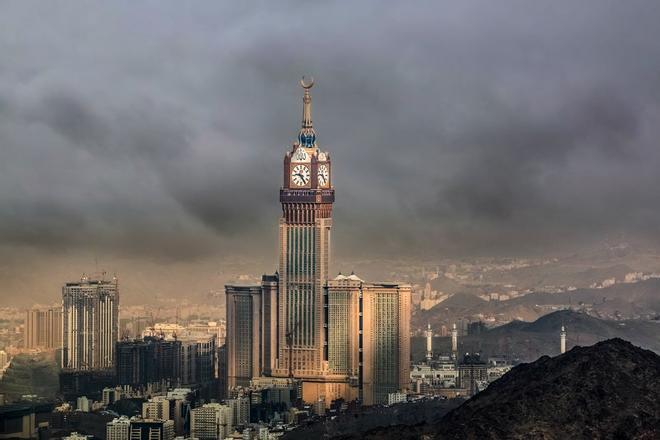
[107,416,131,440]
[190,403,233,440]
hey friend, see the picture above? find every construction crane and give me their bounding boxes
[285,321,301,378]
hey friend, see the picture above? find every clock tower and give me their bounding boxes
[276,78,334,379]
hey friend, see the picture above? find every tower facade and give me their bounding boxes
[324,275,411,406]
[451,323,458,359]
[62,276,119,370]
[225,285,262,389]
[560,325,567,354]
[276,78,334,378]
[25,306,62,350]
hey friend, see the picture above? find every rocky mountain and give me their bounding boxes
[434,339,660,439]
[346,339,660,439]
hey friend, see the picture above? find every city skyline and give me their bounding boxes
[3,2,660,305]
[1,3,659,439]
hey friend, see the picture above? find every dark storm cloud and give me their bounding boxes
[1,0,660,263]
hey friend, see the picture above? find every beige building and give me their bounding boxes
[24,306,62,350]
[325,275,411,406]
[142,396,170,421]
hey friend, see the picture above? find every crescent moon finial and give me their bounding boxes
[300,76,314,89]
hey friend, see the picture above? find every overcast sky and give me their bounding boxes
[2,1,660,302]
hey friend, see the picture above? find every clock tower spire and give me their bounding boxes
[276,78,334,379]
[298,76,316,147]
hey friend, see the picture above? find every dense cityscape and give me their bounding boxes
[2,80,660,440]
[2,2,660,440]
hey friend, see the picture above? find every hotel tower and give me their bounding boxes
[275,77,334,380]
[226,79,410,407]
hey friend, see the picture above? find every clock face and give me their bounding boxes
[291,164,310,186]
[318,164,329,187]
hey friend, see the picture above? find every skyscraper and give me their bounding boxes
[225,284,262,389]
[62,276,119,370]
[224,79,411,408]
[325,275,411,406]
[25,306,62,350]
[276,77,334,379]
[116,337,182,389]
[360,282,411,405]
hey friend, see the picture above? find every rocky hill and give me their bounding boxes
[347,339,660,439]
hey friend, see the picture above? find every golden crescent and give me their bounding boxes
[300,76,315,89]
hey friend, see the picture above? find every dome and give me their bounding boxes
[298,128,316,147]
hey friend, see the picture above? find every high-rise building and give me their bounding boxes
[225,284,262,389]
[24,306,62,350]
[325,275,411,406]
[225,396,250,426]
[107,416,131,440]
[275,77,334,381]
[260,274,279,377]
[224,80,412,408]
[190,403,234,440]
[179,333,217,389]
[62,276,119,370]
[129,420,174,440]
[360,282,411,405]
[116,337,181,389]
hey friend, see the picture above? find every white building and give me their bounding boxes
[166,388,193,400]
[410,363,459,388]
[64,433,92,440]
[387,392,407,405]
[487,365,512,382]
[107,416,131,440]
[190,403,234,440]
[76,396,90,412]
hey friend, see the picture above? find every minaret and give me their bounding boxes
[451,323,458,359]
[425,323,433,361]
[560,325,567,354]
